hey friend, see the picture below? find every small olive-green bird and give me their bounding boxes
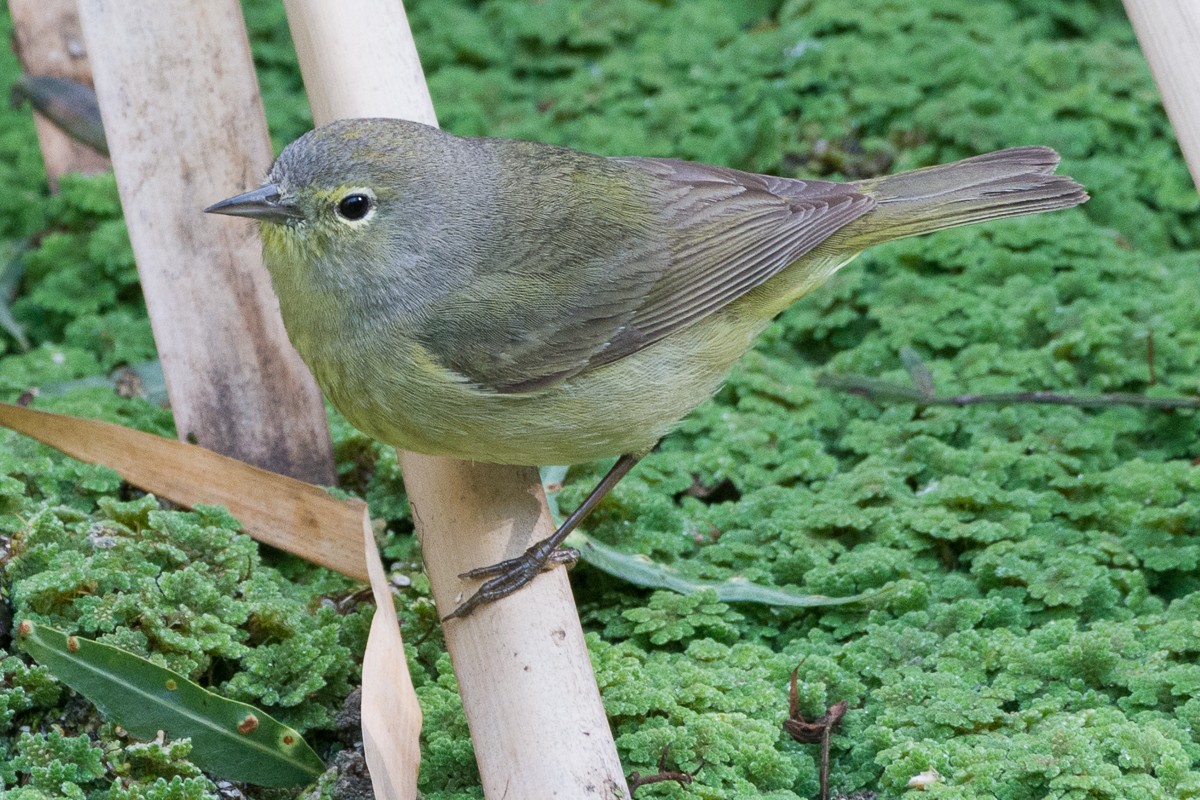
[207,118,1086,618]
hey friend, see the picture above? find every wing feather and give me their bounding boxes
[416,149,873,393]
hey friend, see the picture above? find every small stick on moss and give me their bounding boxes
[627,745,701,795]
[822,346,1200,410]
[817,375,1200,410]
[784,666,848,800]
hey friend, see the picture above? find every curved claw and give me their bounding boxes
[444,547,580,621]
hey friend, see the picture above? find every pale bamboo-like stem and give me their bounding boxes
[1123,0,1200,191]
[76,0,335,485]
[281,1,628,796]
[8,0,109,188]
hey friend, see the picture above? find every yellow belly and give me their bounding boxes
[310,303,766,465]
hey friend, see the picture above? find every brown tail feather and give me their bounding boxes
[849,146,1088,246]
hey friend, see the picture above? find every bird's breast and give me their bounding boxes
[296,304,763,465]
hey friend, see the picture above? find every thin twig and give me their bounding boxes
[784,666,848,800]
[627,745,700,795]
[816,374,1200,410]
[821,345,1200,410]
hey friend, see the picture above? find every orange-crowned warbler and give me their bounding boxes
[207,118,1086,618]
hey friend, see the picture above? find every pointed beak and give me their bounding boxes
[204,184,303,223]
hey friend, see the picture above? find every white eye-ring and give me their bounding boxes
[335,188,376,224]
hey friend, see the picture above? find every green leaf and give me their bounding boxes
[542,466,884,607]
[568,529,889,607]
[16,622,324,787]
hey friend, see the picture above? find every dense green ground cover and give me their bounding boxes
[2,0,1198,797]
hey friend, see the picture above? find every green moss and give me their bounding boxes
[10,732,107,796]
[8,174,139,354]
[104,777,219,800]
[2,0,1199,796]
[110,735,206,785]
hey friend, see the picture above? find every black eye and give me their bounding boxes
[336,193,372,220]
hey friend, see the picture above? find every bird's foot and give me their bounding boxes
[444,544,579,620]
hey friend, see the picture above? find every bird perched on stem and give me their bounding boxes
[207,118,1086,618]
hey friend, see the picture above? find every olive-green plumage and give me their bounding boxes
[209,118,1086,466]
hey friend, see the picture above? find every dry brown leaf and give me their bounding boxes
[361,509,422,799]
[0,402,422,797]
[0,402,366,580]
